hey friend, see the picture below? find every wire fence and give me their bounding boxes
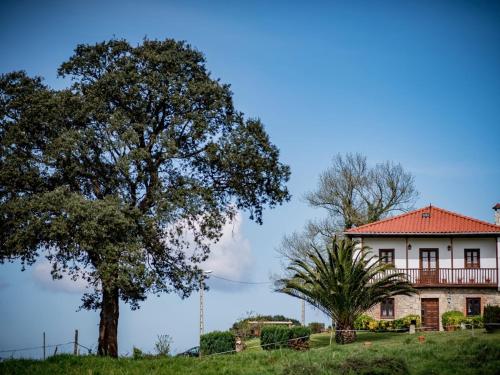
[1,323,498,361]
[0,332,93,362]
[200,322,499,358]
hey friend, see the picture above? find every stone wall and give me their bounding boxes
[365,288,500,330]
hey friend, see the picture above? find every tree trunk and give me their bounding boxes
[335,324,357,344]
[97,287,119,357]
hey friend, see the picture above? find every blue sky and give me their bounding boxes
[1,0,499,356]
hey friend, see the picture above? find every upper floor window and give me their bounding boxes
[379,249,395,265]
[464,249,480,269]
[466,298,481,316]
[380,298,395,319]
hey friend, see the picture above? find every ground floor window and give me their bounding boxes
[466,298,481,316]
[380,298,395,319]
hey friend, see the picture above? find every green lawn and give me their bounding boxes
[1,330,499,375]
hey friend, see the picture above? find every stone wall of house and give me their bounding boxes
[365,288,500,330]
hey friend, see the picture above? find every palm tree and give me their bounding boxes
[276,237,416,344]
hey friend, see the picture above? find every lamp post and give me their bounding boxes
[199,270,212,353]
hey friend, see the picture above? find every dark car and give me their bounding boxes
[176,346,199,357]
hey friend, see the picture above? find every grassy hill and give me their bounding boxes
[1,330,499,375]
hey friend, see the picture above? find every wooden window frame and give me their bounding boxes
[380,298,395,319]
[419,248,439,269]
[466,297,481,316]
[379,249,395,266]
[464,249,480,269]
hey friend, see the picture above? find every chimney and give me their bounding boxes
[493,203,500,226]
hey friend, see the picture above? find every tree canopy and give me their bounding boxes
[0,38,290,356]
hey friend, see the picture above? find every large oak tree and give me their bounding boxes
[0,39,290,357]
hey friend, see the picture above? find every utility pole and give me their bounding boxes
[199,270,212,353]
[301,300,305,326]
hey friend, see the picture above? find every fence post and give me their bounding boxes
[74,330,79,355]
[43,332,46,360]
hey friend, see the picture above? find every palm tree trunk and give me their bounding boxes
[335,324,357,344]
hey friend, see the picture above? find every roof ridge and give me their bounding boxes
[345,206,429,232]
[430,206,499,229]
[345,205,500,234]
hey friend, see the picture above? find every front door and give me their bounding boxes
[421,298,439,331]
[420,249,439,284]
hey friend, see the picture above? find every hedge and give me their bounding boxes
[484,305,500,333]
[442,311,483,329]
[200,331,236,355]
[260,326,311,351]
[354,314,420,332]
[442,310,464,329]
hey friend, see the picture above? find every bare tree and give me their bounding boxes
[278,153,417,264]
[306,153,418,230]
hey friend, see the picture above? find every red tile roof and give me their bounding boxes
[345,205,500,235]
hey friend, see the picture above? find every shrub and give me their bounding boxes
[355,314,421,332]
[154,334,173,356]
[393,315,421,330]
[308,322,325,334]
[354,314,376,330]
[463,315,483,329]
[368,320,379,331]
[200,331,236,355]
[483,305,500,332]
[377,320,394,331]
[133,347,144,359]
[260,326,311,351]
[442,310,464,329]
[288,326,311,351]
[260,326,291,350]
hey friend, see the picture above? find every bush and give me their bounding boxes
[463,315,483,329]
[393,315,421,330]
[354,314,376,330]
[308,322,325,334]
[260,326,311,351]
[288,326,311,351]
[368,320,379,331]
[154,334,173,356]
[483,305,500,332]
[355,314,421,332]
[260,326,291,350]
[377,320,395,331]
[442,310,464,329]
[200,331,236,355]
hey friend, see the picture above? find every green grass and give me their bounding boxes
[1,330,500,375]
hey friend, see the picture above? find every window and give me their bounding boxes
[380,298,395,319]
[379,249,395,265]
[466,298,481,316]
[464,249,480,268]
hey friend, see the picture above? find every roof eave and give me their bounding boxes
[344,232,500,237]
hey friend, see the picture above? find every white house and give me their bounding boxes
[345,204,500,331]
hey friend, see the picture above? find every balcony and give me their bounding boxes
[376,268,498,287]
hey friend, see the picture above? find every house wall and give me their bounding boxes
[365,288,500,331]
[357,236,498,270]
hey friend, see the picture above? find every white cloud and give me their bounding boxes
[31,212,255,294]
[201,213,255,291]
[32,262,88,294]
